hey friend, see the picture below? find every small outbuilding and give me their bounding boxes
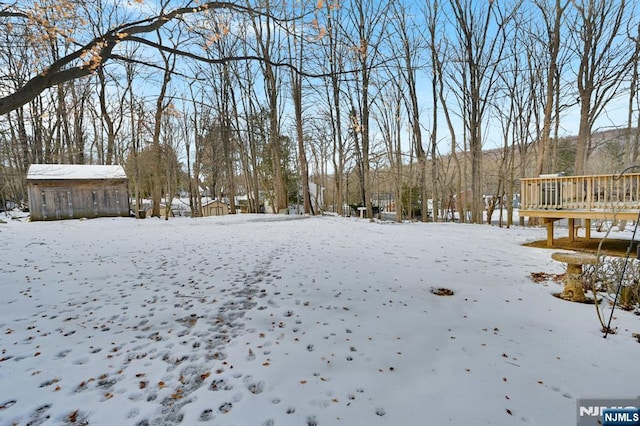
[143,204,174,218]
[26,164,130,221]
[202,199,228,216]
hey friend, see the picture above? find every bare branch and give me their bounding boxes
[0,1,296,115]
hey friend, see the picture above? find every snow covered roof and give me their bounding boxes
[26,164,127,180]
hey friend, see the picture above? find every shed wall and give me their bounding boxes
[28,180,130,221]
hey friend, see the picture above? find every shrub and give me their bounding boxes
[588,257,640,310]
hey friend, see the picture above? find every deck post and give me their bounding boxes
[568,218,575,242]
[585,219,591,240]
[545,218,554,246]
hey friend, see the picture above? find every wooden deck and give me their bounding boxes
[519,173,640,246]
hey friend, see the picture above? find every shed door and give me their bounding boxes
[41,188,73,220]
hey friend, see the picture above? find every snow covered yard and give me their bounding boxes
[0,214,638,426]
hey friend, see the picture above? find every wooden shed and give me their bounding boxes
[26,164,130,221]
[202,199,229,216]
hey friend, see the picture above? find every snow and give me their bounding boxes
[26,165,127,180]
[0,214,638,426]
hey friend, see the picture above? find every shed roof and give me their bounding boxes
[27,164,127,180]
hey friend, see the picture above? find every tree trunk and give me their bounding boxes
[535,0,567,177]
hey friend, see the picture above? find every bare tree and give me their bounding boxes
[533,0,571,176]
[625,22,640,167]
[184,83,204,217]
[446,0,516,223]
[430,28,464,222]
[316,1,349,215]
[342,0,390,219]
[285,2,313,215]
[571,0,632,175]
[0,2,329,116]
[390,1,429,221]
[148,26,178,217]
[161,104,183,220]
[373,77,404,222]
[200,11,242,214]
[234,47,265,214]
[250,1,288,213]
[425,0,442,222]
[122,58,146,218]
[495,6,544,226]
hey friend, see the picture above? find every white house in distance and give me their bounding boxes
[289,182,324,214]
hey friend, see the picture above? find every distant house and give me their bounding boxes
[26,164,130,221]
[289,182,325,214]
[309,182,325,213]
[235,194,261,214]
[143,204,174,218]
[202,199,228,216]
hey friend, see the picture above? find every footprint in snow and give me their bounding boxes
[55,349,72,359]
[0,400,17,410]
[210,379,233,392]
[127,408,140,419]
[219,402,233,413]
[247,381,265,394]
[199,409,214,421]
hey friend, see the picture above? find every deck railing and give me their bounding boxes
[520,173,640,211]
